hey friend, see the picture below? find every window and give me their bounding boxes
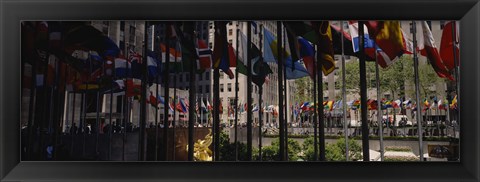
[229,21,233,26]
[120,21,125,31]
[179,74,183,82]
[186,73,190,81]
[198,86,202,93]
[220,84,224,92]
[228,83,232,92]
[199,73,203,81]
[409,22,414,34]
[205,85,210,93]
[220,71,224,79]
[229,29,233,36]
[440,20,446,29]
[206,71,210,80]
[129,25,136,44]
[228,39,233,44]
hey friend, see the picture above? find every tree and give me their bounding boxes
[302,137,362,161]
[253,138,302,161]
[338,59,376,98]
[402,56,445,100]
[294,77,312,102]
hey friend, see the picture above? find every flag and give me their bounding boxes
[298,37,316,79]
[146,50,161,83]
[330,23,356,56]
[148,91,160,109]
[364,21,404,61]
[177,98,188,113]
[315,21,336,75]
[251,44,273,86]
[418,21,454,80]
[63,23,120,58]
[353,100,361,108]
[348,21,376,53]
[207,99,213,111]
[283,21,320,44]
[169,98,175,113]
[423,98,430,109]
[175,22,198,71]
[196,39,212,70]
[236,31,249,75]
[201,99,207,112]
[159,43,183,72]
[212,21,234,79]
[367,99,377,110]
[263,28,310,79]
[350,21,409,68]
[437,99,444,110]
[393,99,401,109]
[160,43,182,62]
[450,95,457,109]
[129,50,143,79]
[252,104,259,112]
[440,21,459,72]
[301,102,310,111]
[125,78,142,98]
[196,99,200,114]
[326,100,334,111]
[384,100,393,109]
[285,25,301,66]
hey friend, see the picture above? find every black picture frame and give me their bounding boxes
[1,0,479,181]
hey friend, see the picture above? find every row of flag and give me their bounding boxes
[291,96,458,116]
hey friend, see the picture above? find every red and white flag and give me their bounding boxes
[418,21,454,80]
[440,21,459,72]
[196,39,212,70]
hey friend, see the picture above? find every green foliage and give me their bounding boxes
[294,77,314,102]
[254,138,302,161]
[384,156,419,161]
[219,132,252,161]
[302,137,362,161]
[385,146,412,152]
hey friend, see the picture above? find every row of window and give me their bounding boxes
[168,71,211,82]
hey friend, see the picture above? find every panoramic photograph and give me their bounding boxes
[20,20,460,162]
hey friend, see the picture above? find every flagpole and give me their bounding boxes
[258,24,264,161]
[138,21,149,161]
[282,25,289,161]
[313,45,319,161]
[412,21,424,161]
[358,21,370,162]
[340,21,349,161]
[246,21,253,161]
[213,22,221,161]
[38,35,50,160]
[315,23,327,161]
[234,22,240,161]
[276,21,285,161]
[154,26,160,161]
[81,52,92,159]
[108,59,115,160]
[69,90,77,158]
[187,22,197,161]
[24,23,37,160]
[374,41,384,161]
[451,21,460,142]
[122,23,128,161]
[172,39,178,160]
[163,22,171,161]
